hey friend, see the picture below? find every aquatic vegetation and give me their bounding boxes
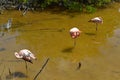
[0,0,118,13]
[86,5,97,13]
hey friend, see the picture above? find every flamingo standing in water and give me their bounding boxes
[70,27,82,47]
[14,49,36,64]
[15,49,36,74]
[88,17,103,31]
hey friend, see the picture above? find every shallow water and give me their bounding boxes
[0,3,120,80]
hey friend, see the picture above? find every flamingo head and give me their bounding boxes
[14,52,23,59]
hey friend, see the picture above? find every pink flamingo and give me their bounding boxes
[70,27,82,47]
[14,49,36,64]
[88,17,103,31]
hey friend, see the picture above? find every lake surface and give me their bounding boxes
[0,2,120,80]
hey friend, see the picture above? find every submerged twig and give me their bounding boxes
[33,58,49,80]
[76,62,81,70]
[22,7,29,16]
[0,65,5,79]
[7,67,13,79]
[8,68,12,75]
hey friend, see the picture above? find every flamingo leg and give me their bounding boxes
[25,61,28,75]
[74,38,76,48]
[96,23,98,31]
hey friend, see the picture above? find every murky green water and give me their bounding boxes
[0,2,120,80]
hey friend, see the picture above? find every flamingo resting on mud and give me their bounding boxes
[88,17,103,31]
[70,27,82,47]
[14,49,36,64]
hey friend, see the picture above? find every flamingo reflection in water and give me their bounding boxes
[88,17,103,31]
[14,49,36,64]
[4,18,12,30]
[0,18,12,36]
